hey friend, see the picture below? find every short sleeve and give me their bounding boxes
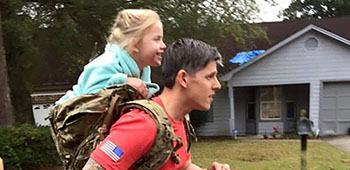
[90,109,157,170]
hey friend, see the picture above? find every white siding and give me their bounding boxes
[229,31,350,87]
[196,88,231,136]
[310,81,321,132]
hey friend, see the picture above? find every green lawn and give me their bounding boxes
[191,139,350,170]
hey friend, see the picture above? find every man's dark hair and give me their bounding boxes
[161,38,223,88]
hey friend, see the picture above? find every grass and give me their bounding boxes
[190,139,350,170]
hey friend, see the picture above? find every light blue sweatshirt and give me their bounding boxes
[56,44,160,104]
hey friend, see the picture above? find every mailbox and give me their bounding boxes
[297,118,313,136]
[297,109,312,136]
[231,128,238,140]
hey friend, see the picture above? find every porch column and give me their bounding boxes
[309,81,320,132]
[228,86,235,134]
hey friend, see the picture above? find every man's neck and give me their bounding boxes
[158,88,191,121]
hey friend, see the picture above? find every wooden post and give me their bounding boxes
[300,135,307,170]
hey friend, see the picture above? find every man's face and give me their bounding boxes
[186,60,221,111]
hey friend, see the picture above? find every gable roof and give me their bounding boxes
[220,24,350,81]
[257,16,350,49]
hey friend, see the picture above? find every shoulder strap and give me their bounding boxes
[120,100,182,170]
[183,114,198,152]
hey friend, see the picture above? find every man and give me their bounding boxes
[83,38,230,170]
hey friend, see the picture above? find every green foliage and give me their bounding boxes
[0,124,61,170]
[283,0,350,20]
[152,0,271,50]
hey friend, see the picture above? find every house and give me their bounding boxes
[196,18,350,137]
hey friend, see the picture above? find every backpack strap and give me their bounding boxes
[184,114,198,152]
[98,84,145,137]
[120,100,183,170]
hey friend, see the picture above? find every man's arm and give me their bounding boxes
[82,158,106,170]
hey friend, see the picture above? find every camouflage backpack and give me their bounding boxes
[47,84,196,170]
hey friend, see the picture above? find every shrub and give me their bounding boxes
[0,124,61,170]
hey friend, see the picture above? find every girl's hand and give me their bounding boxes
[126,77,149,97]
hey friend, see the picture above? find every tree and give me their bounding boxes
[0,11,14,127]
[283,0,350,20]
[1,0,38,124]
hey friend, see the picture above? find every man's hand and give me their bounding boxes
[183,159,230,170]
[209,162,230,170]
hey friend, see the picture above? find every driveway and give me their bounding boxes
[322,135,350,153]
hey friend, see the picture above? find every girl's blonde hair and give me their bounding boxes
[108,9,160,54]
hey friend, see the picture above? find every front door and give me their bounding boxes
[246,102,257,134]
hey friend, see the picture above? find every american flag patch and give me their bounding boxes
[100,140,124,162]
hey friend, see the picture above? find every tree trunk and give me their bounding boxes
[0,11,14,127]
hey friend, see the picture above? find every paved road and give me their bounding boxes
[322,135,350,153]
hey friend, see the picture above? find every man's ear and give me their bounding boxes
[176,69,189,88]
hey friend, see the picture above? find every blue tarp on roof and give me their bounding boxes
[229,50,265,65]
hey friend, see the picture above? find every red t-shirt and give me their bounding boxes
[90,97,190,170]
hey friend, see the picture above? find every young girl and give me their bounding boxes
[56,9,166,104]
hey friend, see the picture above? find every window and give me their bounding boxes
[260,86,281,120]
[247,102,255,120]
[286,101,295,118]
[305,37,319,51]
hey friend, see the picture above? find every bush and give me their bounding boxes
[0,124,61,170]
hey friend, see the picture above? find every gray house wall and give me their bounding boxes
[227,30,350,133]
[196,88,231,136]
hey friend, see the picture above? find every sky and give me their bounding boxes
[256,0,292,22]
